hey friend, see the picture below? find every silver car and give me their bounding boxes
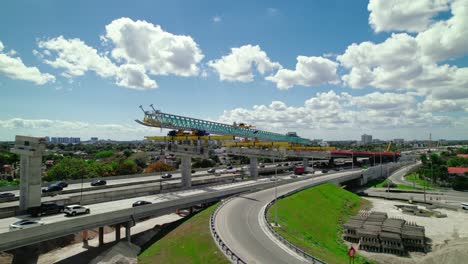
[9,219,44,231]
[64,205,90,216]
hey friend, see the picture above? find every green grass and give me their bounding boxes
[0,179,19,187]
[267,183,375,264]
[138,203,228,264]
[406,173,437,189]
[375,179,424,190]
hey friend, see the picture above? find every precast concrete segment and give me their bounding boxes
[214,162,414,264]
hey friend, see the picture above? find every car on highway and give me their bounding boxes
[276,163,282,167]
[55,181,69,188]
[226,165,233,170]
[191,170,196,173]
[9,219,44,231]
[207,168,216,173]
[28,202,65,217]
[0,192,15,198]
[462,203,468,210]
[64,205,90,216]
[90,180,107,186]
[162,173,172,179]
[321,170,329,173]
[132,200,152,207]
[42,184,63,194]
[283,163,289,166]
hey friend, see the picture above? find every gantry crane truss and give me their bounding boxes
[136,105,313,145]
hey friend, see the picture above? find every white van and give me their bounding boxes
[461,203,468,210]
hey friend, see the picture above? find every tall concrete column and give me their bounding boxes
[125,222,131,242]
[181,155,192,188]
[302,158,309,168]
[98,227,104,246]
[10,136,46,212]
[249,157,258,178]
[329,157,335,167]
[115,224,121,241]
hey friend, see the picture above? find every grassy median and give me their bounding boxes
[138,203,228,264]
[267,183,374,264]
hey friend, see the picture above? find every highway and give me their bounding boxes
[214,170,367,264]
[0,164,292,202]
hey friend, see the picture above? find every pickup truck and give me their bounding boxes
[27,202,65,217]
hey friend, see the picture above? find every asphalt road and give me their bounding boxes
[214,170,361,264]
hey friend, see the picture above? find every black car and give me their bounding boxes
[0,193,15,199]
[132,200,152,207]
[55,181,69,188]
[226,165,233,170]
[42,184,63,193]
[162,173,172,179]
[28,202,64,217]
[207,168,216,173]
[90,180,107,186]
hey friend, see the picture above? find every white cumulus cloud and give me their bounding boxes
[38,36,118,78]
[266,56,339,90]
[104,17,204,77]
[116,64,157,90]
[207,44,281,82]
[368,0,450,33]
[0,40,55,85]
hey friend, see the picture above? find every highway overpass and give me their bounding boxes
[0,161,410,252]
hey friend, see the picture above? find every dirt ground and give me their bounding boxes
[357,197,468,264]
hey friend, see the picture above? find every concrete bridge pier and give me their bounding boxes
[125,222,131,242]
[10,136,46,212]
[98,227,104,246]
[302,158,309,168]
[115,224,121,241]
[353,156,358,167]
[181,155,192,188]
[249,157,258,178]
[329,157,335,167]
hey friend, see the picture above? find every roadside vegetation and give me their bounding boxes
[364,177,423,190]
[267,183,374,264]
[138,203,228,264]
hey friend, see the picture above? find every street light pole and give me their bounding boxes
[80,173,84,204]
[274,158,278,227]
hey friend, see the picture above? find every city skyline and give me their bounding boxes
[1,0,467,141]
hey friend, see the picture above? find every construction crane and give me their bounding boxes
[385,141,392,152]
[137,105,313,145]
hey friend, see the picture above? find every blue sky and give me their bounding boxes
[0,0,467,141]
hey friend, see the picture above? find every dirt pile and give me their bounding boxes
[89,241,140,264]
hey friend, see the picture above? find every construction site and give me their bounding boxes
[343,210,426,255]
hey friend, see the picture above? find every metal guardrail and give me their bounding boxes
[263,198,326,264]
[210,197,247,264]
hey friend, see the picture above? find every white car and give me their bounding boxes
[9,219,44,231]
[64,205,90,216]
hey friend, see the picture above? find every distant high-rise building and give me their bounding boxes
[361,134,373,145]
[394,138,404,144]
[90,137,98,142]
[49,137,81,144]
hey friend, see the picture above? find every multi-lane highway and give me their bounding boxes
[214,170,367,264]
